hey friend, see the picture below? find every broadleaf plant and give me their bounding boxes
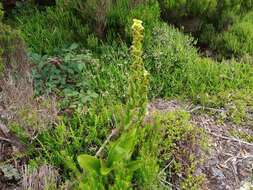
[77,18,149,188]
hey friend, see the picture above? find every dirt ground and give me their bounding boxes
[149,99,253,190]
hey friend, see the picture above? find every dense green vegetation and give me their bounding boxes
[0,0,253,189]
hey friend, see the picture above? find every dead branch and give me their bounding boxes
[207,131,253,147]
[0,122,26,152]
[95,128,119,157]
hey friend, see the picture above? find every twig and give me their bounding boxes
[232,162,239,186]
[0,122,26,151]
[159,178,174,189]
[95,128,119,157]
[0,136,12,143]
[207,132,253,147]
[223,152,234,157]
[224,156,236,165]
[158,158,174,176]
[159,177,180,190]
[0,122,10,136]
[224,151,240,165]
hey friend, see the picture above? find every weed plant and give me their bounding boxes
[26,19,207,189]
[31,44,130,109]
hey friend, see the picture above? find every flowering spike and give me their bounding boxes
[126,19,149,128]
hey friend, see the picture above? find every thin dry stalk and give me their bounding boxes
[22,165,59,190]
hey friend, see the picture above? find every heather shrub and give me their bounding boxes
[159,0,217,18]
[15,0,160,54]
[158,0,253,58]
[200,10,253,57]
[68,0,160,42]
[159,0,253,30]
[0,3,26,75]
[222,20,253,56]
[106,0,160,42]
[184,58,253,105]
[212,11,253,57]
[0,4,3,74]
[16,3,88,55]
[145,23,198,98]
[144,24,253,109]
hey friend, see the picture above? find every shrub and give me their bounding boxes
[0,3,26,76]
[16,4,88,55]
[145,23,198,98]
[154,111,206,190]
[185,58,253,101]
[159,0,217,18]
[0,4,3,74]
[62,0,159,44]
[145,23,253,113]
[210,11,253,57]
[16,0,160,54]
[106,0,160,42]
[200,17,253,58]
[67,0,110,39]
[31,43,130,109]
[158,0,253,58]
[0,9,57,147]
[222,20,253,56]
[159,0,253,29]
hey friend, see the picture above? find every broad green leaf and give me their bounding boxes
[126,160,142,172]
[77,63,85,71]
[79,182,90,190]
[100,160,113,176]
[77,154,101,174]
[107,129,137,168]
[69,43,79,50]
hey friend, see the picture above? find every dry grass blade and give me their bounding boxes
[22,165,59,190]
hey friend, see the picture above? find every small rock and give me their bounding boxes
[211,167,225,179]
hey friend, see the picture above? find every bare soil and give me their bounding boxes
[149,99,253,190]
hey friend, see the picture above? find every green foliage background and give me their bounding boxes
[0,0,253,189]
